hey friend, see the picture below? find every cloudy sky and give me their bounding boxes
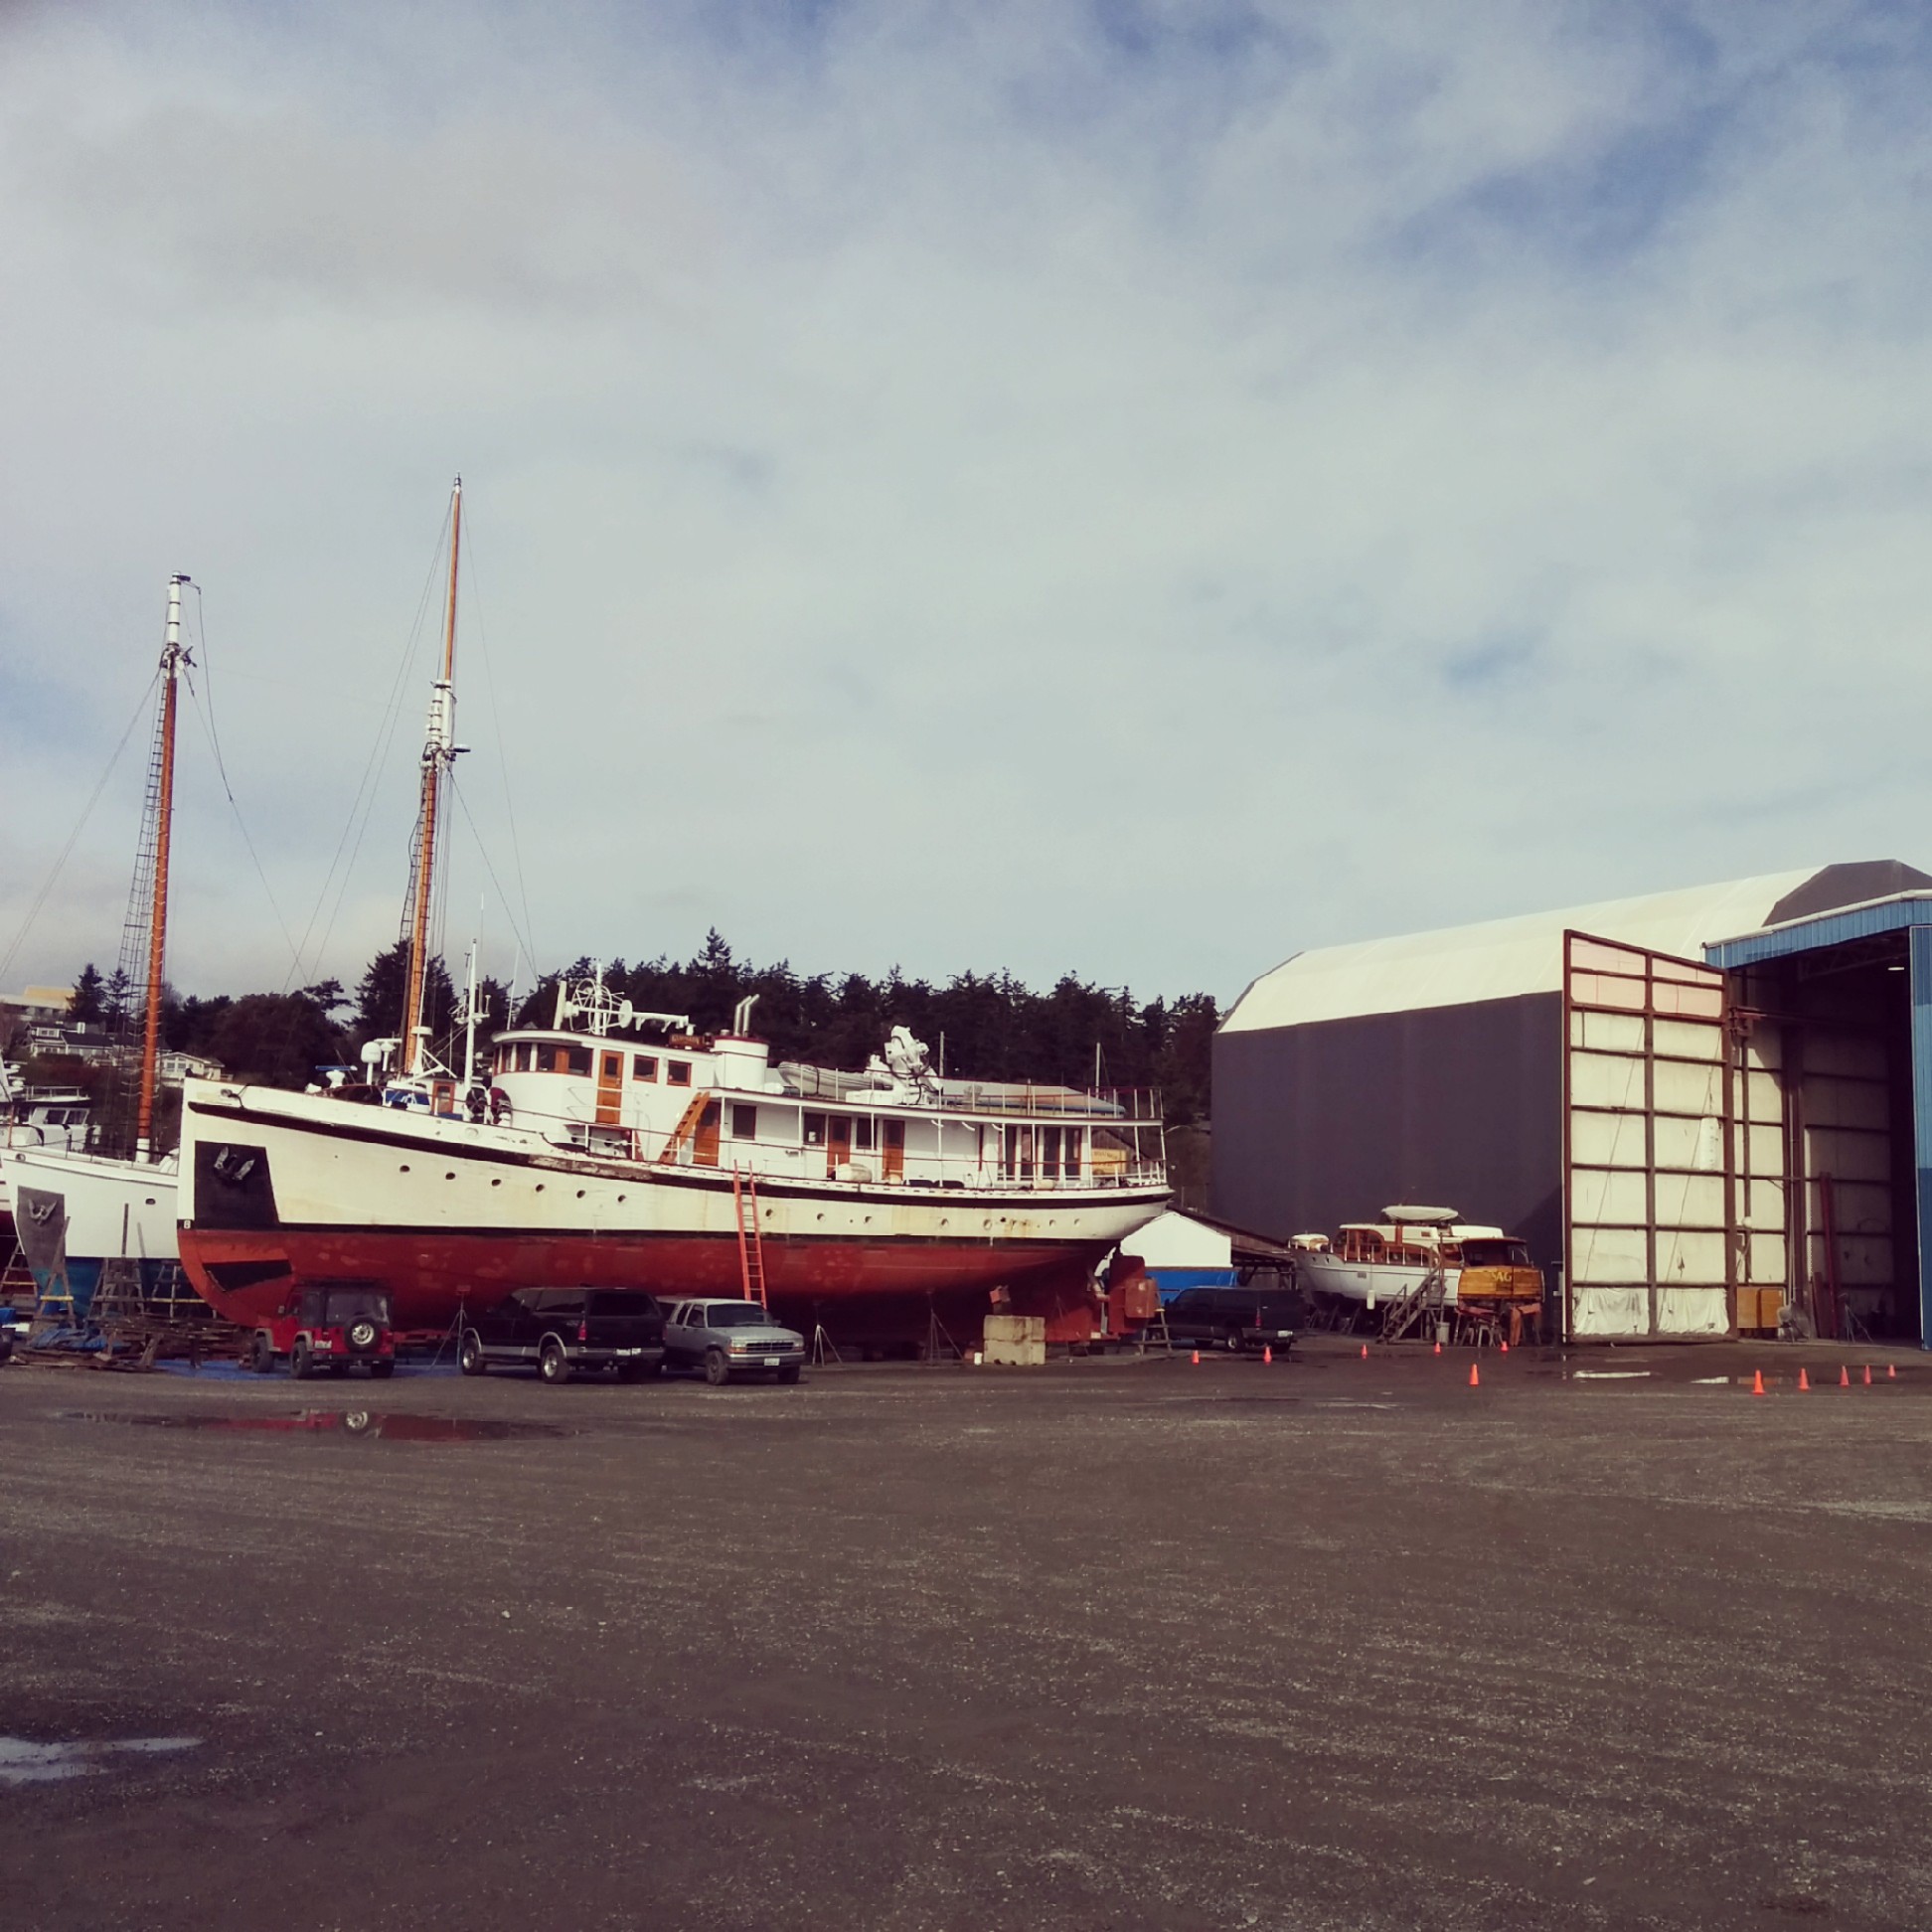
[3,1,1930,1011]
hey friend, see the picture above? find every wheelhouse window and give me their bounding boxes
[565,1046,592,1076]
[731,1104,757,1140]
[668,1060,692,1087]
[515,1043,534,1072]
[632,1054,658,1081]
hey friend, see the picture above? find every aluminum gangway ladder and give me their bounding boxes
[731,1167,768,1309]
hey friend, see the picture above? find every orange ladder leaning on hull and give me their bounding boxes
[731,1168,768,1309]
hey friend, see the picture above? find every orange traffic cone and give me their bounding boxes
[1500,1339,1510,1353]
[1191,1349,1200,1367]
[1751,1369,1765,1396]
[1360,1343,1368,1360]
[1433,1340,1442,1356]
[1840,1365,1850,1387]
[1263,1345,1273,1365]
[1799,1367,1811,1391]
[1468,1362,1480,1387]
[1889,1364,1898,1379]
[1864,1365,1873,1385]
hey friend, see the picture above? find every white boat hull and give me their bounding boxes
[1297,1248,1459,1308]
[3,1147,180,1315]
[177,1080,1168,1346]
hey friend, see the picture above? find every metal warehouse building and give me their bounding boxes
[1210,861,1932,1345]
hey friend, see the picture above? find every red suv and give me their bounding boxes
[247,1282,398,1379]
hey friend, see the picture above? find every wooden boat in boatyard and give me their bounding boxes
[1292,1205,1543,1330]
[173,481,1170,1351]
[177,985,1171,1352]
[4,576,193,1316]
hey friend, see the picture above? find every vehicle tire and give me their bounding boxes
[249,1333,275,1374]
[347,1318,379,1352]
[1222,1327,1243,1354]
[458,1330,487,1376]
[704,1348,730,1387]
[777,1365,801,1385]
[290,1337,313,1379]
[540,1339,571,1385]
[369,1360,395,1378]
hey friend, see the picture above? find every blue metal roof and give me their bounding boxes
[1702,892,1932,970]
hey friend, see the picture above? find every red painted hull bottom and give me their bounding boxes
[177,1228,1105,1350]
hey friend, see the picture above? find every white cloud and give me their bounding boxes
[3,1,1932,1011]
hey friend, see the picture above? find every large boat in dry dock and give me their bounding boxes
[176,981,1169,1350]
[173,479,1167,1348]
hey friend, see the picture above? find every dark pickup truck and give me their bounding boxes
[1163,1285,1301,1358]
[458,1288,667,1384]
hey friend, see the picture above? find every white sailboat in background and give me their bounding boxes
[6,575,193,1317]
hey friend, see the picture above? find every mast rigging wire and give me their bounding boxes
[448,514,538,977]
[0,676,159,991]
[289,507,451,993]
[448,774,539,972]
[180,583,307,986]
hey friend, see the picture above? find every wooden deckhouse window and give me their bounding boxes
[731,1104,757,1140]
[668,1060,692,1087]
[854,1117,875,1152]
[560,1046,592,1076]
[1042,1126,1061,1179]
[1063,1128,1082,1178]
[802,1112,826,1147]
[514,1044,534,1072]
[632,1054,658,1081]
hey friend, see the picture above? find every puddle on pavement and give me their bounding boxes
[55,1410,568,1442]
[0,1735,200,1786]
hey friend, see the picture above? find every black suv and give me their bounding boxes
[1164,1285,1302,1357]
[458,1288,667,1384]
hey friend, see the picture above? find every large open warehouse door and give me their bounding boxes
[1563,932,1780,1338]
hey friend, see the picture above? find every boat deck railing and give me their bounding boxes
[527,1104,1168,1193]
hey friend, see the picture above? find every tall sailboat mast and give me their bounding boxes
[134,572,190,1163]
[401,478,463,1079]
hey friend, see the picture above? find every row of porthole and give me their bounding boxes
[398,1161,1013,1230]
[399,1161,618,1204]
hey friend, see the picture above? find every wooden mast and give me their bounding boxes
[134,573,189,1163]
[401,478,462,1079]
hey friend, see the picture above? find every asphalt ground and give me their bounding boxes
[5,1335,1932,1931]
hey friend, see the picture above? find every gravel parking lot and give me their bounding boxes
[5,1337,1932,1931]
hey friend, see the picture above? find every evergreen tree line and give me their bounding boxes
[525,931,1215,1123]
[29,933,1215,1131]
